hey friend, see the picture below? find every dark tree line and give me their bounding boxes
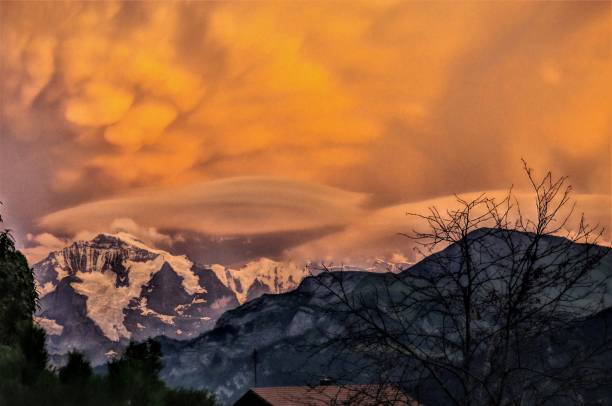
[309,163,612,405]
[0,208,216,406]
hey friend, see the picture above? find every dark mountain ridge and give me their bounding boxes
[159,229,612,405]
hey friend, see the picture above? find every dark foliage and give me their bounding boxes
[124,339,163,376]
[59,351,93,384]
[107,339,167,405]
[18,322,49,385]
[0,211,37,345]
[164,388,218,406]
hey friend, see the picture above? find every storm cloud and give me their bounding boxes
[1,1,609,263]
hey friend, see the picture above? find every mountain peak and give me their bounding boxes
[91,232,142,245]
[33,232,239,364]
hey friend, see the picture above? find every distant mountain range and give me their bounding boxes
[33,229,607,405]
[32,233,407,365]
[159,230,612,405]
[209,259,309,305]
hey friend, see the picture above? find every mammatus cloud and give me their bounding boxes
[1,2,610,262]
[1,1,378,196]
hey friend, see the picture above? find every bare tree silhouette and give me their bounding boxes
[307,162,612,406]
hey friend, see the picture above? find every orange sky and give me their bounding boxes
[1,1,610,264]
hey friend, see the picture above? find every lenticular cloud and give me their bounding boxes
[39,177,367,237]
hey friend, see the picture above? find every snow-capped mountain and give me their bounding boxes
[209,257,411,304]
[32,232,410,365]
[33,233,239,365]
[210,259,309,304]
